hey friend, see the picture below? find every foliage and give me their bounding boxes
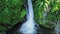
[33,0,60,28]
[0,0,26,33]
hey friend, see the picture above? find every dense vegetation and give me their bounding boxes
[0,0,60,34]
[33,0,60,28]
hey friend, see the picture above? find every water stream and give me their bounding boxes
[20,0,37,34]
[55,21,60,34]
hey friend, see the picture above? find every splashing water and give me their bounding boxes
[20,0,37,34]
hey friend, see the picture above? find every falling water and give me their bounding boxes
[43,6,51,24]
[20,0,37,34]
[55,21,60,34]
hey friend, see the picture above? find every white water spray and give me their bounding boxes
[55,21,60,34]
[20,0,36,34]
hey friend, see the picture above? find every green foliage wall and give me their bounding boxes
[0,0,26,33]
[33,0,60,28]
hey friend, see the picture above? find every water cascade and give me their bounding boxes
[55,21,60,34]
[20,0,37,34]
[43,6,51,24]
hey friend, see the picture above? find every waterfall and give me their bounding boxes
[43,6,51,24]
[20,0,37,34]
[55,21,60,34]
